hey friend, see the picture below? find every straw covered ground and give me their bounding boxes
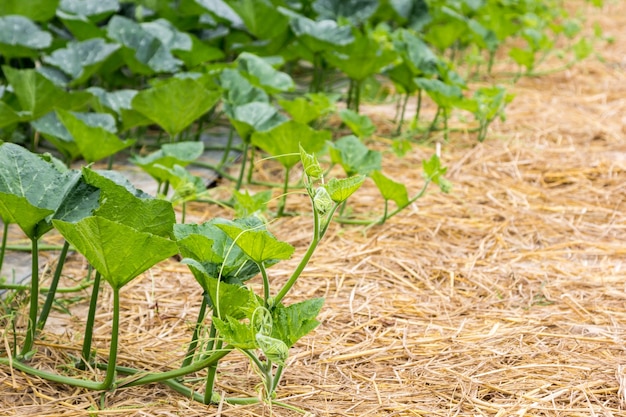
[2,2,626,416]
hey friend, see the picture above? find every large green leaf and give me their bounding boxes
[391,29,439,77]
[131,77,220,137]
[313,0,379,26]
[225,0,289,39]
[414,78,463,109]
[339,109,376,138]
[225,102,287,141]
[106,15,182,74]
[251,120,330,170]
[329,135,381,176]
[0,16,52,57]
[56,109,134,162]
[195,0,243,27]
[0,0,58,22]
[87,87,152,131]
[220,68,269,106]
[57,10,106,40]
[272,298,324,347]
[131,141,204,183]
[3,66,91,120]
[0,101,25,128]
[142,18,192,52]
[53,216,178,289]
[389,0,430,31]
[0,143,80,238]
[213,315,256,349]
[43,39,120,85]
[370,170,409,209]
[175,33,225,67]
[277,92,336,125]
[237,52,294,94]
[216,219,294,264]
[82,168,176,237]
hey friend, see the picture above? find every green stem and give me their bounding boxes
[424,106,441,140]
[235,140,249,191]
[0,278,95,293]
[180,293,208,369]
[271,364,284,393]
[259,263,270,306]
[0,221,8,273]
[4,244,66,252]
[20,238,39,358]
[396,93,410,136]
[203,338,222,404]
[354,80,361,114]
[181,201,186,224]
[414,89,423,126]
[37,240,70,331]
[346,79,353,110]
[0,357,104,390]
[443,107,449,142]
[218,126,235,168]
[246,146,255,184]
[276,168,290,217]
[101,286,120,390]
[79,271,101,369]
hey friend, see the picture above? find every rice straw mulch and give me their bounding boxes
[2,2,626,416]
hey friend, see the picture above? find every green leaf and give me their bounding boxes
[389,0,430,31]
[106,15,182,74]
[329,135,381,176]
[255,333,288,365]
[82,168,176,237]
[57,10,106,40]
[213,315,256,349]
[370,170,409,208]
[3,66,91,120]
[53,216,178,289]
[131,141,204,183]
[225,102,288,141]
[282,9,354,52]
[0,16,52,58]
[422,154,451,193]
[339,109,376,138]
[0,143,81,238]
[237,52,294,93]
[251,121,330,170]
[299,144,324,180]
[175,33,225,67]
[132,77,220,137]
[313,0,378,25]
[391,29,439,77]
[220,68,269,106]
[56,109,134,163]
[59,0,120,20]
[225,0,290,39]
[0,0,59,22]
[271,298,324,347]
[278,93,336,125]
[43,39,120,85]
[0,101,26,128]
[324,175,365,204]
[508,47,535,72]
[216,220,294,264]
[233,189,271,219]
[414,77,463,109]
[87,87,152,131]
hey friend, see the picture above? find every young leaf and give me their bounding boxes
[329,135,382,176]
[271,298,324,347]
[251,120,330,170]
[255,333,288,365]
[131,77,221,137]
[225,101,288,141]
[339,109,376,138]
[370,170,409,209]
[324,175,365,204]
[299,144,324,180]
[53,216,178,290]
[233,189,272,219]
[216,219,294,264]
[422,154,451,193]
[213,315,256,349]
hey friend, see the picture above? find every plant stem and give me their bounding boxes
[37,240,70,331]
[20,238,39,358]
[203,338,222,404]
[180,292,208,369]
[101,286,120,390]
[413,89,423,126]
[218,126,235,169]
[396,93,410,136]
[0,221,8,273]
[79,271,101,369]
[259,263,270,306]
[276,168,290,217]
[246,146,255,184]
[271,364,284,393]
[235,140,249,191]
[354,80,361,114]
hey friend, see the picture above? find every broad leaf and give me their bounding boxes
[339,109,376,138]
[132,77,220,137]
[53,216,178,289]
[0,143,79,238]
[281,9,354,52]
[131,141,204,183]
[313,0,378,25]
[0,101,25,128]
[389,0,430,31]
[82,168,176,237]
[195,0,243,27]
[272,298,324,347]
[414,78,463,109]
[278,92,336,125]
[57,10,105,40]
[251,121,330,170]
[0,16,52,58]
[233,189,271,219]
[87,87,152,131]
[226,0,289,39]
[3,66,91,120]
[0,0,58,22]
[392,29,439,77]
[175,33,225,67]
[237,52,294,93]
[329,135,381,176]
[142,19,192,52]
[220,68,269,106]
[43,39,120,85]
[213,315,256,349]
[56,109,133,162]
[225,102,287,141]
[216,220,294,264]
[324,175,365,203]
[370,170,409,208]
[59,0,120,20]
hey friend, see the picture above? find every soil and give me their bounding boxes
[2,2,626,416]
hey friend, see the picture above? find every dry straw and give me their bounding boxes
[2,1,626,416]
